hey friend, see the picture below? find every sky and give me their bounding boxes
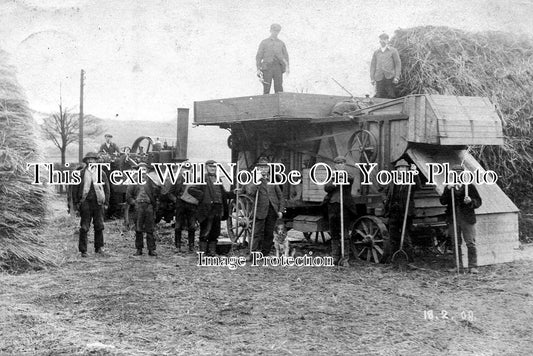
[1,0,532,160]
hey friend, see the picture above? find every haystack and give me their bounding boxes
[391,26,533,238]
[0,50,56,271]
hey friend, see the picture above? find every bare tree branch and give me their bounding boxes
[41,106,103,165]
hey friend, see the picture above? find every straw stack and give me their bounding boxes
[391,26,533,237]
[0,50,56,271]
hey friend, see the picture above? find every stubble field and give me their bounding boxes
[1,194,532,355]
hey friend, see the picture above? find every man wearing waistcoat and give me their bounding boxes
[72,152,110,257]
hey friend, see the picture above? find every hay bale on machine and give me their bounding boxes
[0,50,56,271]
[391,26,533,238]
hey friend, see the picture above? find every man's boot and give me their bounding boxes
[331,240,341,266]
[208,241,217,257]
[468,246,479,274]
[79,229,88,257]
[448,245,464,273]
[188,230,195,252]
[147,233,157,256]
[199,240,208,254]
[134,249,143,256]
[94,229,104,254]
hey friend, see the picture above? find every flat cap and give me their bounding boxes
[256,156,270,166]
[205,159,217,166]
[333,156,347,163]
[379,33,389,40]
[450,163,465,171]
[270,23,281,32]
[105,133,113,138]
[395,159,409,168]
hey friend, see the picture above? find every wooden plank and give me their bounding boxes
[419,95,426,142]
[414,207,446,217]
[194,93,350,124]
[440,137,504,145]
[414,197,443,208]
[280,93,350,118]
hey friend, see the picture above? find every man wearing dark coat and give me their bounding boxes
[99,133,120,155]
[245,158,286,258]
[370,33,401,99]
[168,164,203,252]
[323,156,357,265]
[382,159,419,263]
[72,152,110,257]
[440,164,482,274]
[126,162,161,256]
[256,23,289,94]
[196,160,230,256]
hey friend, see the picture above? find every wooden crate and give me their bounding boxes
[293,215,328,233]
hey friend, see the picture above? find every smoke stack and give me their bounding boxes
[176,108,189,161]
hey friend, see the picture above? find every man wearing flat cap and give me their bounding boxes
[370,33,401,99]
[245,157,285,258]
[126,162,161,257]
[256,23,290,94]
[72,152,110,257]
[196,160,231,256]
[440,163,482,273]
[99,134,120,156]
[323,156,357,265]
[382,159,419,263]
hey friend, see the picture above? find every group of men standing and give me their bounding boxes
[323,156,482,272]
[71,151,482,272]
[256,25,401,99]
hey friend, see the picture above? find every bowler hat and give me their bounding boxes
[333,156,346,163]
[82,152,99,163]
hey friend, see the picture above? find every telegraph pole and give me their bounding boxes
[78,69,85,162]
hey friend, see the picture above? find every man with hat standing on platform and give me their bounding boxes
[370,33,401,99]
[440,164,482,273]
[72,152,110,257]
[99,133,120,156]
[382,159,418,263]
[126,162,161,256]
[256,23,290,94]
[323,156,356,265]
[246,157,286,259]
[196,160,230,256]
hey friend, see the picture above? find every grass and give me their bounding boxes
[0,194,532,355]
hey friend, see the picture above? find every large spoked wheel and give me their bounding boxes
[227,195,255,244]
[347,129,378,163]
[350,215,389,263]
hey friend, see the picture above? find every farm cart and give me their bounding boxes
[194,93,519,265]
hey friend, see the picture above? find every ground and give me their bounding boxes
[1,194,532,356]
